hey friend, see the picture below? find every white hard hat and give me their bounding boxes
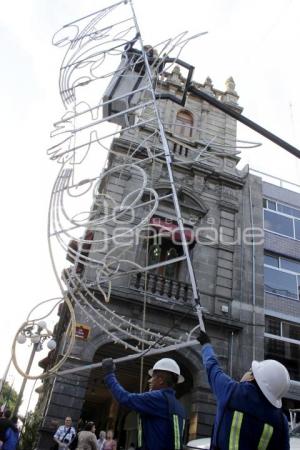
[252,359,290,408]
[148,358,184,383]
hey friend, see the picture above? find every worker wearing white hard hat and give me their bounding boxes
[197,330,290,450]
[243,359,290,408]
[102,357,186,450]
[148,358,185,384]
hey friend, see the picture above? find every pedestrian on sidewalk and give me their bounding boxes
[97,430,106,450]
[0,410,13,445]
[53,416,76,450]
[2,416,19,450]
[102,430,116,450]
[76,421,98,450]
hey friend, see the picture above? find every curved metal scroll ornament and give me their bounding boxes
[12,0,256,380]
[46,0,204,363]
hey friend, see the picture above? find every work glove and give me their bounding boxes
[102,358,116,376]
[197,330,211,346]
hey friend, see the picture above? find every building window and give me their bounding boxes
[295,220,300,240]
[265,316,281,335]
[148,244,161,266]
[282,321,300,341]
[165,247,180,278]
[264,254,279,268]
[174,110,193,138]
[148,239,182,279]
[265,316,300,381]
[264,210,294,237]
[263,197,300,240]
[264,253,300,300]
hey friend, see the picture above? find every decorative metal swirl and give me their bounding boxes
[12,0,261,380]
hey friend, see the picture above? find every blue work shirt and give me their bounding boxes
[201,344,290,450]
[2,427,19,450]
[104,373,185,450]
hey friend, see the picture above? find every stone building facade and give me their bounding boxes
[37,57,265,449]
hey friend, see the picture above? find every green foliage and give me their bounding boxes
[0,381,18,412]
[19,411,42,450]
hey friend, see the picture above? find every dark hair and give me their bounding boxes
[11,416,18,425]
[4,410,11,419]
[85,422,95,431]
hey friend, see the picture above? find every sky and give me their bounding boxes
[0,0,299,415]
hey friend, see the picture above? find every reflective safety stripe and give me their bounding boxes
[228,411,274,450]
[173,414,181,450]
[258,423,274,450]
[229,411,244,450]
[138,412,183,450]
[137,416,142,448]
[182,419,186,436]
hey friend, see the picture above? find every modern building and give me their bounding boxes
[260,175,300,413]
[36,47,299,449]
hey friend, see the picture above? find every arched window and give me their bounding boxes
[148,244,161,266]
[174,110,193,138]
[148,239,182,279]
[164,247,179,279]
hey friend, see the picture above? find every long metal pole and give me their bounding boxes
[13,343,38,415]
[56,339,200,377]
[188,85,300,159]
[128,0,205,331]
[0,357,12,396]
[249,185,256,361]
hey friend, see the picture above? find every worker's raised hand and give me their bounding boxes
[102,357,116,376]
[197,330,211,345]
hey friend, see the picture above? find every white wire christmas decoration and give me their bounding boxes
[12,0,261,380]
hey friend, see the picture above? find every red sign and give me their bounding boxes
[75,324,91,340]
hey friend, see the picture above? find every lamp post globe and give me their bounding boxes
[37,320,47,330]
[47,339,57,350]
[17,334,26,344]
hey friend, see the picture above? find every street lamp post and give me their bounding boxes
[13,343,39,415]
[13,321,56,416]
[0,357,12,396]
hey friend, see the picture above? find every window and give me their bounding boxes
[282,322,300,341]
[264,198,300,218]
[265,336,284,355]
[165,247,180,278]
[264,254,279,268]
[148,244,161,266]
[281,258,300,273]
[265,316,280,335]
[278,203,294,215]
[264,210,294,237]
[174,110,193,138]
[265,316,300,381]
[264,267,298,299]
[278,203,300,218]
[264,253,300,300]
[267,200,276,211]
[148,238,182,279]
[263,198,300,240]
[295,220,300,240]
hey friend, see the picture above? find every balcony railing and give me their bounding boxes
[132,272,193,302]
[168,140,190,158]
